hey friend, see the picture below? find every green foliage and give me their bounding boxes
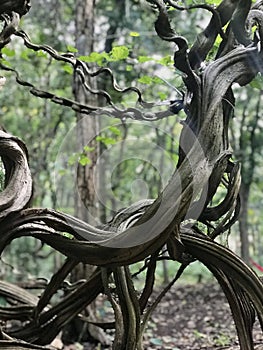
[96,135,117,146]
[138,54,173,66]
[63,64,74,74]
[1,47,15,57]
[79,45,129,66]
[138,75,163,85]
[66,45,78,53]
[138,55,152,63]
[96,124,121,147]
[158,91,168,100]
[67,145,95,167]
[109,125,121,135]
[130,31,140,37]
[193,330,206,339]
[214,333,231,346]
[36,50,49,59]
[249,74,263,89]
[79,52,109,66]
[157,55,173,66]
[205,0,222,4]
[110,45,129,60]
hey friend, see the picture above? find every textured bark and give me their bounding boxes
[239,183,250,264]
[74,0,99,225]
[0,131,32,218]
[0,0,31,16]
[237,90,262,264]
[69,0,105,345]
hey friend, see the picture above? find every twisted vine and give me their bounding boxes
[0,0,263,349]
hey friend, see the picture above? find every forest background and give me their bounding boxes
[1,0,262,282]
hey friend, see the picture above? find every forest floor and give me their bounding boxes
[143,282,263,350]
[64,282,263,350]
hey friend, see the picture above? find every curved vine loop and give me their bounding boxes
[0,130,32,219]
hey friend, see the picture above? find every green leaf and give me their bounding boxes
[138,56,152,63]
[215,34,222,48]
[108,125,121,136]
[138,75,153,84]
[63,64,73,74]
[0,59,11,67]
[67,45,78,53]
[157,55,173,66]
[37,50,48,58]
[21,49,29,60]
[152,76,163,84]
[250,75,263,89]
[68,153,79,166]
[130,31,140,37]
[110,46,129,60]
[138,75,163,85]
[214,334,230,346]
[126,65,133,71]
[79,47,129,65]
[79,154,91,166]
[193,330,206,339]
[83,145,95,152]
[79,52,109,66]
[96,135,116,146]
[1,47,15,57]
[206,0,221,4]
[158,91,168,100]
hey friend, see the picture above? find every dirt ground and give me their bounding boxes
[65,282,263,350]
[144,282,263,350]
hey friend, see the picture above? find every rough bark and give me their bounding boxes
[67,0,106,345]
[74,0,99,225]
[239,183,250,264]
[0,0,30,16]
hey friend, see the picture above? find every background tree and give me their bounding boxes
[231,87,263,264]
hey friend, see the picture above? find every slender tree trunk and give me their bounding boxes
[239,183,250,264]
[63,1,107,345]
[237,91,261,266]
[74,0,99,225]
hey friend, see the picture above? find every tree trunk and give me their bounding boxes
[74,0,99,225]
[239,183,250,264]
[63,0,107,345]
